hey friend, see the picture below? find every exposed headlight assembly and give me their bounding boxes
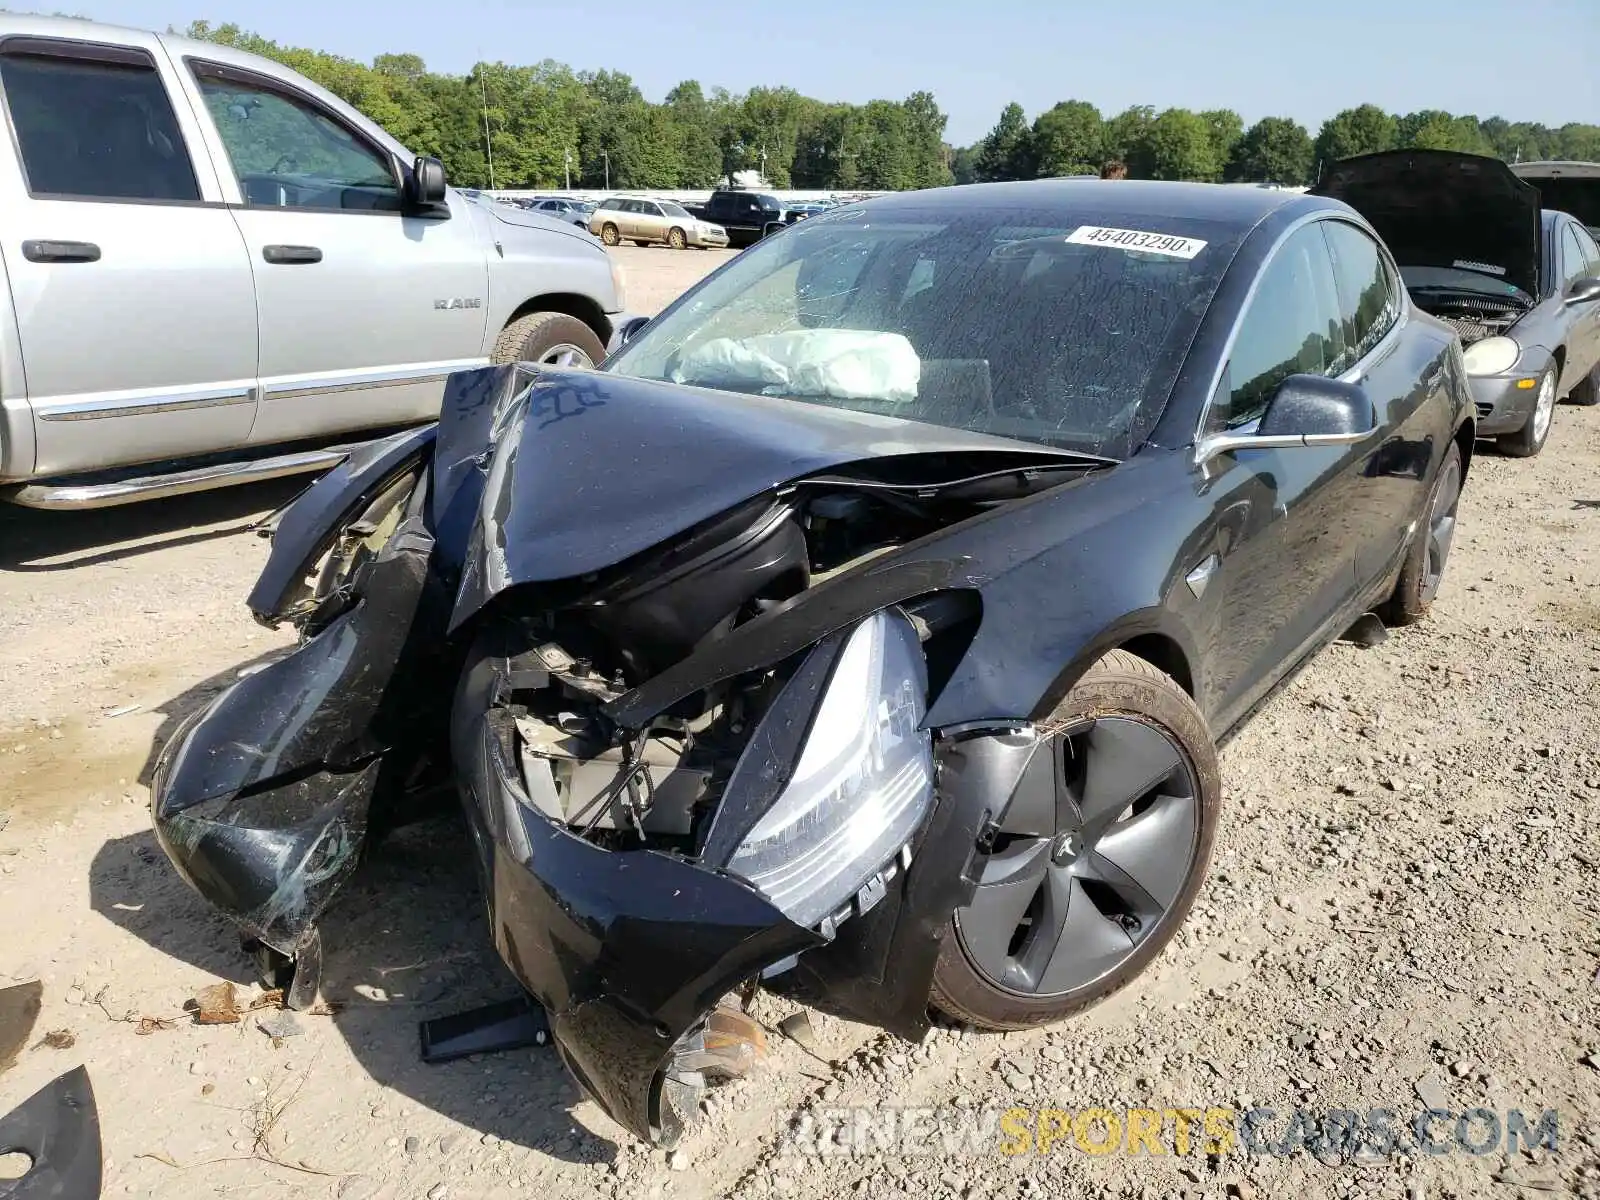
[1462,335,1519,377]
[714,609,934,929]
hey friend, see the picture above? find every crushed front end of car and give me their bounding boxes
[151,361,1106,1142]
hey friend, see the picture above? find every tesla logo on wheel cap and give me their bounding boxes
[1051,832,1078,864]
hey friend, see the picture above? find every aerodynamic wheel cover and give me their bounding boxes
[953,716,1202,999]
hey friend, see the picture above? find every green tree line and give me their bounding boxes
[183,21,952,190]
[181,24,1598,192]
[957,100,1600,187]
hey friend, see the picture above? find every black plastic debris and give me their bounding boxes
[0,1065,102,1198]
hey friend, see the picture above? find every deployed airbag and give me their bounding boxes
[672,330,921,403]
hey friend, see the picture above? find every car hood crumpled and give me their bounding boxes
[446,367,1084,631]
[1313,149,1542,299]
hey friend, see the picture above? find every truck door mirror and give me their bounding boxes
[406,155,448,212]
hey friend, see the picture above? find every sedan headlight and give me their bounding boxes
[1462,335,1519,376]
[722,610,934,929]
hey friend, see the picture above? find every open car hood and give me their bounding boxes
[1314,149,1541,298]
[447,367,1092,630]
[1512,160,1600,235]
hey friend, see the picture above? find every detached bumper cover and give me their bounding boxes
[457,698,822,1142]
[454,626,1044,1141]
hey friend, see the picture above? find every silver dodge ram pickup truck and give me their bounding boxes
[0,16,626,508]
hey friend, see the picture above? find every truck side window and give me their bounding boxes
[0,46,199,201]
[191,65,401,212]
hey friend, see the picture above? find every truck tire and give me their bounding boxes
[491,311,606,369]
[599,223,621,246]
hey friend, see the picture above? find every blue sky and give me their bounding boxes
[63,0,1600,144]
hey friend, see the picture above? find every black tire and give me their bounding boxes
[1497,364,1556,457]
[930,650,1221,1031]
[1381,440,1463,626]
[1568,357,1599,407]
[491,311,606,368]
[599,222,621,247]
[667,226,687,250]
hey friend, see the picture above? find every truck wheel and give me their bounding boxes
[491,311,606,369]
[667,227,687,250]
[599,223,621,246]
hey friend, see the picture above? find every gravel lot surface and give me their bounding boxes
[1,243,1596,1200]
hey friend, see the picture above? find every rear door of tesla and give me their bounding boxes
[1200,220,1371,730]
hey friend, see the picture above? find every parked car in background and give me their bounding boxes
[153,179,1474,1150]
[0,15,625,509]
[684,189,793,247]
[1513,160,1600,237]
[528,196,595,229]
[589,197,728,248]
[1316,149,1600,458]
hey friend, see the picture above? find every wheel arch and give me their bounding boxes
[1025,611,1201,723]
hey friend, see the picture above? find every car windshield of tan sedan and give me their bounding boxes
[607,206,1242,456]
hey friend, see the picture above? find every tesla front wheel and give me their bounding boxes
[931,650,1220,1031]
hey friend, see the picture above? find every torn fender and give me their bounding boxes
[151,522,444,951]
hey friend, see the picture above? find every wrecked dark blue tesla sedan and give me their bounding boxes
[150,180,1474,1145]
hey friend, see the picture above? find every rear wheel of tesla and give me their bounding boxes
[1381,440,1463,626]
[931,650,1221,1031]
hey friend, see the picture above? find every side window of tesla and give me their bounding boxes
[1322,220,1400,370]
[1218,223,1346,430]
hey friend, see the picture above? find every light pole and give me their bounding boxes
[564,147,572,191]
[759,145,767,184]
[602,149,610,191]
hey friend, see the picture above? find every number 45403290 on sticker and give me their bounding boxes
[1066,225,1208,259]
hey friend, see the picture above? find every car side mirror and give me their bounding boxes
[1564,276,1600,306]
[1196,374,1376,465]
[1257,374,1377,438]
[617,316,650,345]
[405,155,448,211]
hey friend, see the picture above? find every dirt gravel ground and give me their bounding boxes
[1,244,1598,1200]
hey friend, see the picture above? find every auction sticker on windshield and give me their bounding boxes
[1066,226,1208,259]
